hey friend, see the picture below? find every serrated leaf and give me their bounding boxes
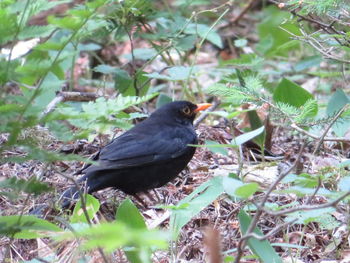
[0,215,62,239]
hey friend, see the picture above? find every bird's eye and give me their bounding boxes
[182,106,191,115]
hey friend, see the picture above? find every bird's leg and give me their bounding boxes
[151,189,162,203]
[132,193,149,208]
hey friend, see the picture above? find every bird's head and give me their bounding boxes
[151,101,212,125]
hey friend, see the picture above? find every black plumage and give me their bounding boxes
[61,101,211,207]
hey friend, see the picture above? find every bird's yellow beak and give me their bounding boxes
[194,103,212,112]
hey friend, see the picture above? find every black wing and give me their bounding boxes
[87,125,196,171]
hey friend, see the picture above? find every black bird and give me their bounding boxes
[61,101,211,207]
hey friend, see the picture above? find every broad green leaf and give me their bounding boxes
[204,140,229,156]
[223,176,243,198]
[232,126,265,146]
[156,93,173,108]
[235,183,259,199]
[185,23,223,48]
[339,177,350,192]
[174,35,196,51]
[47,15,83,31]
[257,6,300,56]
[294,55,322,72]
[93,64,117,74]
[286,208,338,229]
[247,110,265,148]
[273,78,314,108]
[116,199,148,263]
[58,221,168,252]
[114,68,133,94]
[170,176,224,238]
[123,48,157,61]
[116,199,146,229]
[280,186,332,197]
[145,66,198,81]
[71,194,100,224]
[326,89,350,115]
[281,173,319,188]
[326,89,350,136]
[223,177,259,199]
[234,39,247,48]
[238,210,282,263]
[0,215,62,239]
[0,104,21,113]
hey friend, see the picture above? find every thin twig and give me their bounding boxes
[313,104,349,154]
[41,91,99,118]
[262,190,350,217]
[234,143,306,263]
[194,100,220,127]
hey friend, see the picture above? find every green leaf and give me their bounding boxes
[326,89,349,116]
[294,99,318,121]
[257,6,300,56]
[235,183,259,199]
[294,55,322,72]
[116,199,148,263]
[238,210,282,263]
[123,48,157,61]
[220,53,264,68]
[204,140,229,156]
[339,177,350,192]
[170,176,224,238]
[223,177,243,198]
[0,215,62,239]
[0,103,21,113]
[116,199,146,229]
[57,221,168,253]
[156,93,173,108]
[223,177,258,199]
[71,194,100,224]
[93,64,117,74]
[114,69,133,94]
[286,208,338,229]
[326,89,350,136]
[47,15,83,31]
[232,126,265,146]
[0,177,52,197]
[273,78,314,108]
[234,39,247,48]
[174,35,196,51]
[185,23,223,48]
[247,110,265,148]
[145,66,198,81]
